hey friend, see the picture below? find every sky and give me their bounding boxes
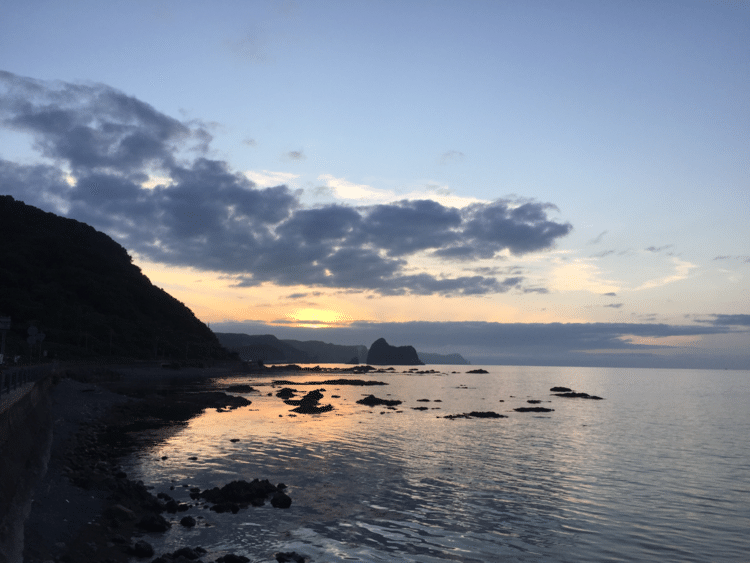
[1,0,748,368]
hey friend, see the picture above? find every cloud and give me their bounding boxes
[440,150,465,164]
[286,149,305,160]
[1,72,573,297]
[211,319,748,368]
[633,257,696,290]
[604,303,623,308]
[317,174,392,202]
[700,314,750,327]
[603,292,617,296]
[645,244,673,253]
[244,169,299,187]
[589,230,608,244]
[243,138,257,147]
[713,255,750,263]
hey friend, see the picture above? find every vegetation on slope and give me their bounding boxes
[0,196,224,362]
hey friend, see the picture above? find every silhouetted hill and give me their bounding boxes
[366,338,423,365]
[418,352,470,365]
[214,333,311,363]
[0,195,224,361]
[282,340,368,364]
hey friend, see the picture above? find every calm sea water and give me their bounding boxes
[123,365,750,562]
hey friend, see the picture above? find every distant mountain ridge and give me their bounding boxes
[215,332,468,365]
[418,352,470,365]
[0,195,224,361]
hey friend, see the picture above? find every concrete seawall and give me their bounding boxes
[0,375,54,563]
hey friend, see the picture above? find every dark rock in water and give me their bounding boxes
[136,513,171,532]
[284,389,334,414]
[443,411,507,419]
[514,407,554,413]
[553,391,604,400]
[466,369,489,374]
[129,539,154,558]
[157,546,207,561]
[197,479,287,510]
[276,552,307,563]
[527,400,542,404]
[218,555,251,563]
[226,384,257,393]
[356,395,402,407]
[276,387,297,399]
[271,491,292,508]
[291,403,333,414]
[550,386,572,392]
[366,338,424,365]
[412,406,429,411]
[180,515,197,527]
[230,438,240,442]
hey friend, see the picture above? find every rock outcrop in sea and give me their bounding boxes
[366,338,424,365]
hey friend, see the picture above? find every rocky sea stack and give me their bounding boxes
[366,338,424,366]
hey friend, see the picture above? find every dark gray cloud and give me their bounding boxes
[700,314,750,327]
[286,149,305,160]
[604,303,623,308]
[1,72,573,296]
[646,244,673,253]
[212,319,750,369]
[603,292,617,296]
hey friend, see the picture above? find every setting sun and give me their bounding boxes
[289,308,349,328]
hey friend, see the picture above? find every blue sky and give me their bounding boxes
[1,1,748,367]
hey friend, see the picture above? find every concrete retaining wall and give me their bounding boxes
[0,376,54,563]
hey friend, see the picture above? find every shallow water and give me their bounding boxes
[123,365,750,562]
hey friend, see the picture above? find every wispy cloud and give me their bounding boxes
[244,169,299,187]
[439,150,465,164]
[633,257,696,290]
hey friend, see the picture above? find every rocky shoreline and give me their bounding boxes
[19,365,306,563]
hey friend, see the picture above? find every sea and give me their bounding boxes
[122,365,750,562]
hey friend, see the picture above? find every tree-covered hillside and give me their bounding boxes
[0,196,224,361]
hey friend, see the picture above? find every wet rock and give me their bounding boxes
[130,539,154,557]
[229,438,240,442]
[271,491,292,508]
[217,555,251,563]
[197,479,288,511]
[180,515,197,527]
[553,391,604,399]
[275,388,297,399]
[104,503,136,521]
[284,389,334,414]
[466,369,489,374]
[356,395,402,407]
[136,513,171,532]
[514,407,554,412]
[443,411,507,420]
[225,384,257,393]
[412,406,429,411]
[550,386,572,392]
[275,552,307,563]
[527,400,541,404]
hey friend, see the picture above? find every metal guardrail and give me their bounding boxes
[0,364,55,395]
